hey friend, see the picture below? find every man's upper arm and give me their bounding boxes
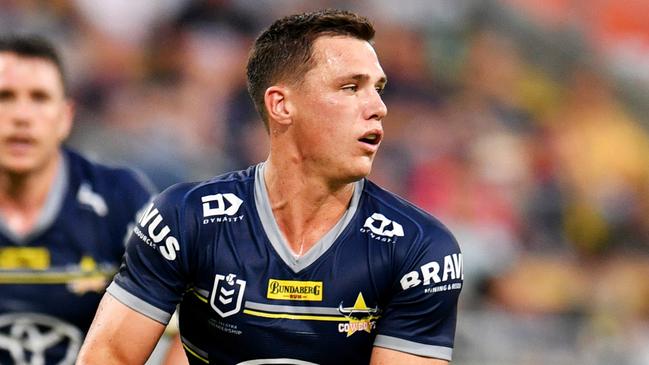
[374,220,463,361]
[370,346,449,365]
[77,293,166,365]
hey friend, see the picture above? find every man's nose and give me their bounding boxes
[10,99,35,125]
[364,91,388,121]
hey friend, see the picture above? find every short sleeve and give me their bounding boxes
[375,225,463,361]
[108,185,192,325]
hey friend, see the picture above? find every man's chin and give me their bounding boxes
[0,158,42,176]
[341,164,373,184]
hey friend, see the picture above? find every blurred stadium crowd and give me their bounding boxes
[2,0,648,364]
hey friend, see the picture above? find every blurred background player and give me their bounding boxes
[0,35,155,364]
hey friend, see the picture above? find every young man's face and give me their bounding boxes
[289,35,387,183]
[0,52,72,176]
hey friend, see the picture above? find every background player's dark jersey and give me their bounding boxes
[0,148,154,365]
[110,164,463,364]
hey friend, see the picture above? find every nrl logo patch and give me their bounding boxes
[210,273,246,318]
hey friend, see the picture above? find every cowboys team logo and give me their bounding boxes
[337,293,380,337]
[0,313,82,365]
[210,273,247,318]
[361,213,404,243]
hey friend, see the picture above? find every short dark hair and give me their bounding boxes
[0,35,67,95]
[246,9,375,129]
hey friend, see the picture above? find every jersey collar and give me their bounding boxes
[253,162,364,273]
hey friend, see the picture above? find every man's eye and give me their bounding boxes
[0,90,14,101]
[31,91,51,102]
[342,85,358,92]
[375,87,385,95]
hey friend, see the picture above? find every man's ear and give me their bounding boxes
[264,86,292,126]
[57,99,75,142]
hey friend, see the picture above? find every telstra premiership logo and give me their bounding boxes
[210,273,246,318]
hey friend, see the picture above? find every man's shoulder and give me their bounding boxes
[154,165,257,208]
[202,165,258,187]
[64,148,151,188]
[361,179,456,246]
[362,179,436,225]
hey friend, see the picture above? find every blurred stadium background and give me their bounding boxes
[2,0,648,364]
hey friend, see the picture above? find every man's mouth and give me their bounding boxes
[5,136,35,150]
[358,132,382,146]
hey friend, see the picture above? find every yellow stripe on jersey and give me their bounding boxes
[190,287,351,323]
[243,309,345,322]
[0,271,113,284]
[182,342,209,364]
[191,289,209,303]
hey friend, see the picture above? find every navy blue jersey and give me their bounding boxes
[0,148,154,365]
[110,164,463,364]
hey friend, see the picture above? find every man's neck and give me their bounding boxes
[263,158,355,257]
[0,153,61,235]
